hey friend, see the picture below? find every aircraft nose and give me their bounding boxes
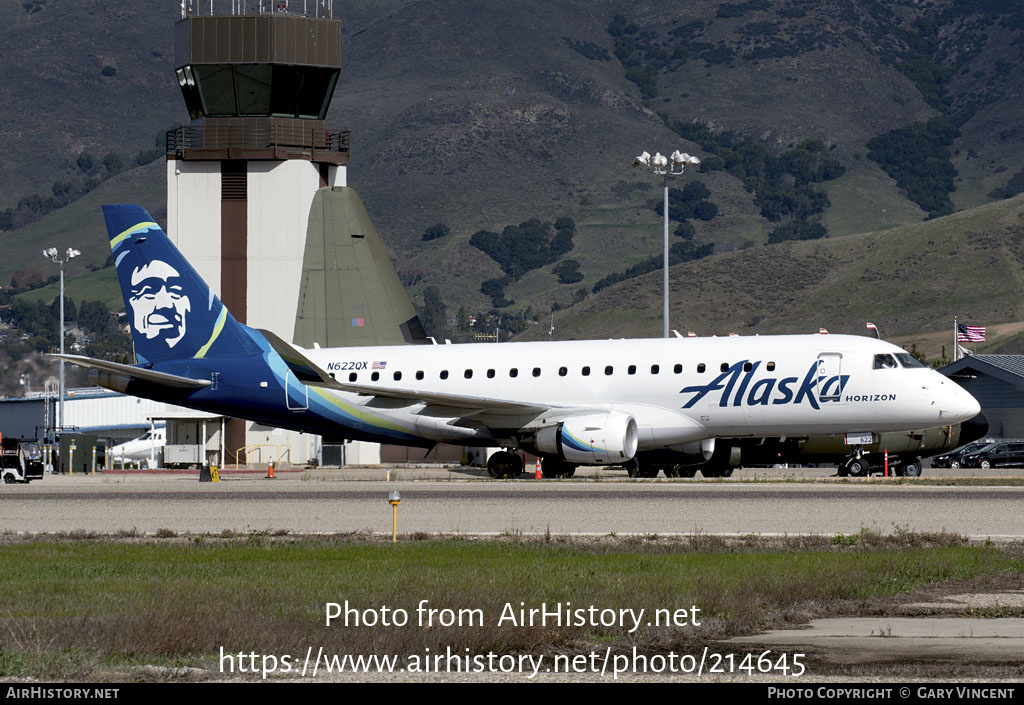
[939,382,980,423]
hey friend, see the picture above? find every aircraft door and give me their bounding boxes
[816,353,844,403]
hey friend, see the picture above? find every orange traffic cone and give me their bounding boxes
[534,458,542,479]
[266,462,276,479]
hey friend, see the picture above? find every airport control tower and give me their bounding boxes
[166,1,347,339]
[166,1,426,462]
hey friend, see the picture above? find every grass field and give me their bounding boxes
[1,533,1020,680]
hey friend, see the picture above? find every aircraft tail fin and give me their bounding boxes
[293,187,430,348]
[103,205,260,364]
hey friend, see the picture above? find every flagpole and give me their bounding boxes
[953,316,958,362]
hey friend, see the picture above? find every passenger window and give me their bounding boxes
[697,363,706,373]
[558,367,567,376]
[533,367,541,377]
[605,366,614,375]
[651,364,660,374]
[440,370,449,380]
[582,366,591,376]
[720,362,729,372]
[349,372,357,382]
[464,369,473,379]
[743,362,752,372]
[628,365,636,375]
[329,373,336,380]
[510,368,518,378]
[674,363,682,374]
[393,371,402,381]
[873,354,898,370]
[767,362,775,371]
[371,372,380,382]
[487,369,495,379]
[416,371,424,381]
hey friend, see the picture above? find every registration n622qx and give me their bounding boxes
[57,205,981,478]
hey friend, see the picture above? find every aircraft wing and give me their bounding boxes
[333,381,548,414]
[52,354,212,389]
[259,328,548,414]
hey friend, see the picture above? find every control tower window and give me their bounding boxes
[185,64,340,119]
[235,65,273,115]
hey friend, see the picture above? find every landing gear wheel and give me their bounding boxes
[845,458,869,477]
[901,459,923,477]
[624,458,641,478]
[700,465,733,478]
[487,451,523,479]
[624,458,658,478]
[541,457,576,479]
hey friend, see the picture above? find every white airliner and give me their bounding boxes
[108,426,165,465]
[57,206,981,478]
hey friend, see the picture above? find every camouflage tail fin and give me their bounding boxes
[293,187,428,348]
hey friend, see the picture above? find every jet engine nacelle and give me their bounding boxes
[536,412,638,465]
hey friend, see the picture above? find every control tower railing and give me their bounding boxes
[166,124,350,162]
[181,0,334,19]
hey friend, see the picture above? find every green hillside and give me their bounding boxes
[517,195,1024,358]
[0,160,165,288]
[4,0,1024,377]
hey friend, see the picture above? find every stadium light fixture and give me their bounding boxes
[632,148,701,337]
[42,246,81,439]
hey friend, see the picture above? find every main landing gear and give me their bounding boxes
[838,452,923,477]
[541,456,576,478]
[486,450,523,479]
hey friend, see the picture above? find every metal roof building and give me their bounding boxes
[940,355,1024,438]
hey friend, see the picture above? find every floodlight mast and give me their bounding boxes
[632,149,700,337]
[42,247,80,438]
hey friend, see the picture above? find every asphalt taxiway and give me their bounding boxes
[2,467,1023,538]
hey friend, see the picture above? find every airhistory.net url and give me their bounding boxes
[219,646,806,679]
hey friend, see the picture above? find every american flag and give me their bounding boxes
[956,323,986,342]
[372,361,387,370]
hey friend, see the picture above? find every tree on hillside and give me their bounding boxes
[421,223,450,241]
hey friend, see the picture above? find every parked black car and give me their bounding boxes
[962,442,1024,469]
[930,441,992,469]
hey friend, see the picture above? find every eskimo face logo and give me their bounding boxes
[128,260,191,348]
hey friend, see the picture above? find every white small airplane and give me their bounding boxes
[57,205,981,478]
[108,426,165,465]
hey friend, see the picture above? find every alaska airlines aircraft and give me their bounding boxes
[57,205,981,478]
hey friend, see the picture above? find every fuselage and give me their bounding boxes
[138,332,979,454]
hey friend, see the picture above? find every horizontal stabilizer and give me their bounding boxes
[52,354,211,389]
[259,329,337,386]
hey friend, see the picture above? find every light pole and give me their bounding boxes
[633,150,701,337]
[42,246,80,436]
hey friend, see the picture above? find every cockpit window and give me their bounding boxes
[895,353,927,369]
[873,354,898,370]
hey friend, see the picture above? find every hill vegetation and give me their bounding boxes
[5,1,1024,382]
[516,195,1024,364]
